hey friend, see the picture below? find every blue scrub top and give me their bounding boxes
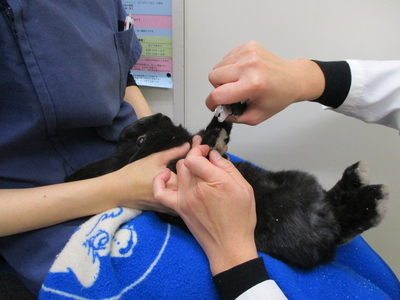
[0,0,142,294]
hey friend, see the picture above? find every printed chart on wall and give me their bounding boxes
[122,1,173,88]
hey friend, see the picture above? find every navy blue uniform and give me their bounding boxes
[0,0,141,293]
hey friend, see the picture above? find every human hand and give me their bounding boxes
[206,41,325,125]
[111,142,190,214]
[153,136,258,275]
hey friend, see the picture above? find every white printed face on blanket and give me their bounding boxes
[40,207,220,300]
[49,207,142,288]
[41,206,203,300]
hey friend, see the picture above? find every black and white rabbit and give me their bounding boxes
[66,113,389,269]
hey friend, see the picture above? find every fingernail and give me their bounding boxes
[192,135,201,143]
[210,150,221,161]
[181,142,190,149]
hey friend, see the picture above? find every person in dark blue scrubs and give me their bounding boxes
[0,0,188,294]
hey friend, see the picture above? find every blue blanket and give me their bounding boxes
[40,155,399,300]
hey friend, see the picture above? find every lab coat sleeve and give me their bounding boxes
[213,257,287,300]
[236,280,288,300]
[332,60,400,132]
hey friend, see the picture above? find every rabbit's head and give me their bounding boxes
[117,113,191,164]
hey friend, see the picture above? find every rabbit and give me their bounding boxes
[66,113,389,269]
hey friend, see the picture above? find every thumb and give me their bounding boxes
[153,168,178,210]
[209,150,245,183]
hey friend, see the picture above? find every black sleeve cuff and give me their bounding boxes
[312,60,351,108]
[212,257,270,300]
[127,72,138,87]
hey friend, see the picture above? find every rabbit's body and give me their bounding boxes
[66,113,389,269]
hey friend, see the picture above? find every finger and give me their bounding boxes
[195,144,210,157]
[233,113,262,126]
[209,150,233,170]
[175,158,198,203]
[178,141,213,186]
[165,171,178,191]
[208,64,240,88]
[175,158,192,181]
[223,115,238,123]
[152,168,171,196]
[205,82,252,112]
[212,43,247,69]
[184,151,221,182]
[209,150,248,184]
[227,109,258,125]
[187,140,210,159]
[192,135,202,148]
[224,101,267,126]
[212,41,264,72]
[153,169,178,210]
[160,142,190,162]
[235,102,276,125]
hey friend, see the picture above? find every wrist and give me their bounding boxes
[105,166,156,210]
[207,242,259,276]
[68,175,121,214]
[291,58,325,102]
[101,169,141,208]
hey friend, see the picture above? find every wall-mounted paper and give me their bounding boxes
[123,0,173,88]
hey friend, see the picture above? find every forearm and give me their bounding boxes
[124,85,152,119]
[1,143,190,237]
[0,174,120,237]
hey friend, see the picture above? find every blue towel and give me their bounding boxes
[40,155,400,300]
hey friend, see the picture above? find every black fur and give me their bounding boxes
[66,113,389,269]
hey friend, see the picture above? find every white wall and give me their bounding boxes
[183,0,400,277]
